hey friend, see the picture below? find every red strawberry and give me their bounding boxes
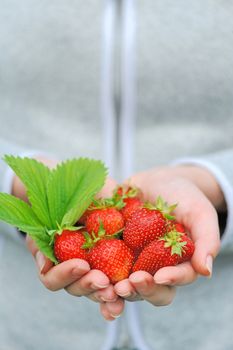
[123,196,177,253]
[123,207,166,253]
[177,234,195,263]
[114,185,136,197]
[88,239,134,284]
[86,207,124,237]
[54,229,88,263]
[133,231,195,275]
[78,203,96,225]
[174,222,186,233]
[120,197,143,222]
[112,185,142,218]
[166,220,186,233]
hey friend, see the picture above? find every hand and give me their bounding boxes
[25,176,124,320]
[28,235,124,318]
[113,165,221,306]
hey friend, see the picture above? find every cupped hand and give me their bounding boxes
[113,165,221,306]
[26,176,124,320]
[27,235,124,320]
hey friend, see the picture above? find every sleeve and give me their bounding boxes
[172,148,233,252]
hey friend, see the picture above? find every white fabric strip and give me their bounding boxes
[101,0,117,177]
[119,0,136,180]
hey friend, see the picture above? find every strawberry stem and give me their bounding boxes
[144,195,177,220]
[160,230,187,257]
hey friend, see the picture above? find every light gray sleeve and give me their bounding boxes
[0,137,51,193]
[0,138,45,242]
[0,138,27,193]
[172,149,233,251]
[0,138,28,242]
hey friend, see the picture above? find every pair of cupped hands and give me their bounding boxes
[23,162,222,321]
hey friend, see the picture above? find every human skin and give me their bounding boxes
[110,165,223,318]
[13,159,223,321]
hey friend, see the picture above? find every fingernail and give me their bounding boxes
[35,251,45,273]
[100,296,118,302]
[154,279,172,285]
[118,291,137,298]
[110,313,122,319]
[118,292,132,298]
[206,255,213,277]
[91,283,109,289]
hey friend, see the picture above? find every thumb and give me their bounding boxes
[189,207,220,277]
[26,235,53,274]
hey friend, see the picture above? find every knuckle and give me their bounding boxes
[65,284,83,297]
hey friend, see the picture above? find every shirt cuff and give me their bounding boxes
[171,157,233,251]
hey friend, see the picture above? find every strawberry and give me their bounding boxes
[132,230,195,275]
[85,207,124,237]
[174,222,186,233]
[166,220,186,233]
[88,238,134,284]
[176,234,195,263]
[112,185,143,221]
[123,196,176,253]
[123,207,166,253]
[78,202,96,225]
[120,197,143,222]
[54,229,88,263]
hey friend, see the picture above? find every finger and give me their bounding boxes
[189,207,220,277]
[114,279,142,301]
[39,259,90,291]
[152,181,220,277]
[174,192,220,277]
[154,262,198,286]
[129,271,176,306]
[99,304,116,321]
[26,235,38,256]
[89,285,118,303]
[26,236,53,274]
[97,177,117,198]
[100,298,125,320]
[35,251,54,274]
[65,269,110,297]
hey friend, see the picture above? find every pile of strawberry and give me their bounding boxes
[54,186,195,284]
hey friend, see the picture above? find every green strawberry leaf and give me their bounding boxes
[0,192,44,232]
[0,156,107,263]
[46,158,108,228]
[0,193,57,262]
[4,155,52,228]
[33,235,57,263]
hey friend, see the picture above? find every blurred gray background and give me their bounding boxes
[0,0,233,349]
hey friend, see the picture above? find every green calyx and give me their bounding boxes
[47,223,84,245]
[82,220,122,250]
[111,185,141,210]
[82,220,105,249]
[124,186,140,198]
[91,197,125,210]
[144,195,177,220]
[160,230,187,257]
